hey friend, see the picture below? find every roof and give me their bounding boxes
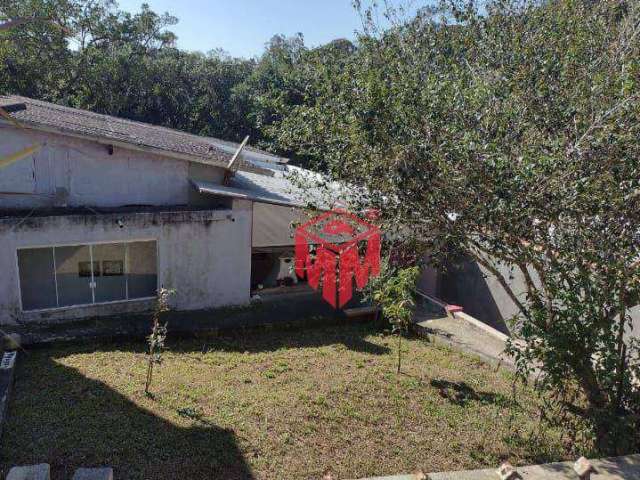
[192,171,310,208]
[0,95,278,173]
[192,166,351,210]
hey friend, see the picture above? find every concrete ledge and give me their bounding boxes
[3,292,352,346]
[355,454,640,480]
[72,467,113,480]
[0,350,17,439]
[452,311,509,342]
[6,463,50,480]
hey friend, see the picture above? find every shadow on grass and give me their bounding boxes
[0,352,256,480]
[1,323,390,480]
[86,321,392,357]
[430,378,513,408]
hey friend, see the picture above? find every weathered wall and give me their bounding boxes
[0,202,252,325]
[417,265,439,297]
[441,258,640,339]
[0,126,225,209]
[440,259,518,334]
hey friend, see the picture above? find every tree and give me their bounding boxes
[0,0,260,142]
[0,0,76,99]
[274,0,640,452]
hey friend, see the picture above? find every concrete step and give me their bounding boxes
[355,454,640,480]
[6,464,50,480]
[71,467,113,480]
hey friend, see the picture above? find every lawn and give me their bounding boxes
[1,323,570,479]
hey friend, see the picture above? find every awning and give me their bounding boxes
[190,178,303,208]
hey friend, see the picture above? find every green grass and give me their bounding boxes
[1,323,570,479]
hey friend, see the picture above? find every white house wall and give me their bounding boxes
[0,125,225,209]
[0,201,252,325]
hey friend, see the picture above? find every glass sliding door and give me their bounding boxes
[17,247,57,310]
[17,240,158,311]
[127,241,158,299]
[54,245,94,307]
[93,243,127,303]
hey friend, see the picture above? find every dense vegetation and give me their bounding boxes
[0,0,342,160]
[276,0,640,453]
[3,0,640,455]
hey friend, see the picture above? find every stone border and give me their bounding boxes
[451,311,509,342]
[355,454,640,480]
[0,350,17,441]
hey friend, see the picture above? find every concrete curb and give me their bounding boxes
[355,454,640,480]
[452,311,509,342]
[6,463,49,480]
[0,350,17,440]
[415,289,509,343]
[72,467,114,479]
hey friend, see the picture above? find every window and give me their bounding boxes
[17,240,157,311]
[251,248,308,291]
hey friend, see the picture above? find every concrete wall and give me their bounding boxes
[0,201,252,325]
[440,258,640,338]
[439,259,518,334]
[0,126,225,209]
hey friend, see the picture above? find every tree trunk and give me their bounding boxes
[573,362,615,452]
[615,302,627,412]
[145,358,154,395]
[397,333,402,374]
[574,362,607,410]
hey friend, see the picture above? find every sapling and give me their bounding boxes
[372,266,419,374]
[145,288,174,396]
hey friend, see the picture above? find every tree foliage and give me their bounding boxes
[273,0,640,452]
[0,0,356,157]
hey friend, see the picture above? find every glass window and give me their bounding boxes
[127,241,158,299]
[55,245,94,307]
[93,243,127,303]
[17,240,158,311]
[17,247,57,310]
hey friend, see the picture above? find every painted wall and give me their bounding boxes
[440,259,518,334]
[0,126,225,209]
[0,201,252,325]
[440,257,640,339]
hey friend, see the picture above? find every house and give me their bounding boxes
[0,95,329,326]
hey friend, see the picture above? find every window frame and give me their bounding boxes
[16,238,159,313]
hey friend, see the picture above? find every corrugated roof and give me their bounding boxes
[193,167,350,210]
[191,179,300,208]
[0,95,274,173]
